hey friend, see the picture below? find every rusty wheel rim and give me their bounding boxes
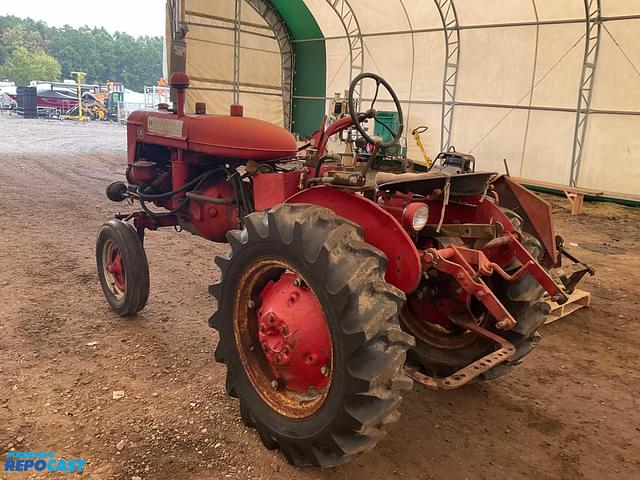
[102,240,126,299]
[400,302,484,350]
[233,259,333,419]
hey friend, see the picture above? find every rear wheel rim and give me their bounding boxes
[102,240,126,299]
[233,259,333,419]
[400,300,485,350]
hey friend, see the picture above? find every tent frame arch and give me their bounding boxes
[325,0,364,101]
[570,0,602,187]
[434,0,460,152]
[245,0,295,129]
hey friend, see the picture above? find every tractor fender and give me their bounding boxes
[286,186,421,293]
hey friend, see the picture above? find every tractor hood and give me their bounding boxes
[127,110,297,162]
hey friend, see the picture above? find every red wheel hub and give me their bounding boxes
[257,272,331,394]
[106,245,126,291]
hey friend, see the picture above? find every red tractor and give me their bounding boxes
[97,72,592,467]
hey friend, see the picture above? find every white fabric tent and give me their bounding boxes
[165,0,640,199]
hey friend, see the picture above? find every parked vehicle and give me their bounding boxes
[97,72,592,467]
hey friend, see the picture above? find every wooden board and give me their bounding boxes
[511,176,604,196]
[510,176,604,215]
[564,190,586,215]
[510,176,640,204]
[543,289,592,325]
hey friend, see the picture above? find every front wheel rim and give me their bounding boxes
[102,239,126,299]
[233,259,333,419]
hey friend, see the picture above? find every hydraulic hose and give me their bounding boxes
[137,168,227,200]
[137,167,229,217]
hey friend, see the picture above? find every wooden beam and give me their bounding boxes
[564,190,585,215]
[511,176,640,203]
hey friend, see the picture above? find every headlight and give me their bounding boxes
[402,203,429,232]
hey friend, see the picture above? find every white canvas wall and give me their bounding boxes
[181,0,283,124]
[171,0,640,198]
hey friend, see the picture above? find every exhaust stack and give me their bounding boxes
[170,72,190,118]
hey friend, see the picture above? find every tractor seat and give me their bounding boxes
[375,170,495,197]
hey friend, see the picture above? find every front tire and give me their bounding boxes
[209,204,414,467]
[96,219,149,316]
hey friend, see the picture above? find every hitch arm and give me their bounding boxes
[422,247,518,330]
[404,313,516,389]
[423,233,569,330]
[506,233,568,304]
[554,236,595,292]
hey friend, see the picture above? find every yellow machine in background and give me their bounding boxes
[411,126,432,169]
[62,71,116,121]
[70,71,87,121]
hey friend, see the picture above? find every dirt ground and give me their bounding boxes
[0,115,638,480]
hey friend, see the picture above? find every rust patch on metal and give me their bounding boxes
[233,258,333,419]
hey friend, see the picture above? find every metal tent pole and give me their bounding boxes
[434,0,460,152]
[167,0,188,105]
[325,0,364,102]
[291,14,640,44]
[570,0,602,187]
[233,0,242,105]
[245,0,294,130]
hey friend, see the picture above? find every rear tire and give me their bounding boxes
[209,204,414,467]
[404,228,546,382]
[96,219,149,316]
[405,288,545,381]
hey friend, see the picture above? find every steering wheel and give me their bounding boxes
[348,72,404,149]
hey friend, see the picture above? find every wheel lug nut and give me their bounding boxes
[247,299,255,309]
[320,365,328,376]
[270,380,279,389]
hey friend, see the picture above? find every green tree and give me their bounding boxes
[1,46,61,85]
[0,25,47,63]
[0,15,163,91]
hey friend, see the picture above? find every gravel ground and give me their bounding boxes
[0,115,639,479]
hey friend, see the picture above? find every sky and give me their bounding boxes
[0,0,166,37]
